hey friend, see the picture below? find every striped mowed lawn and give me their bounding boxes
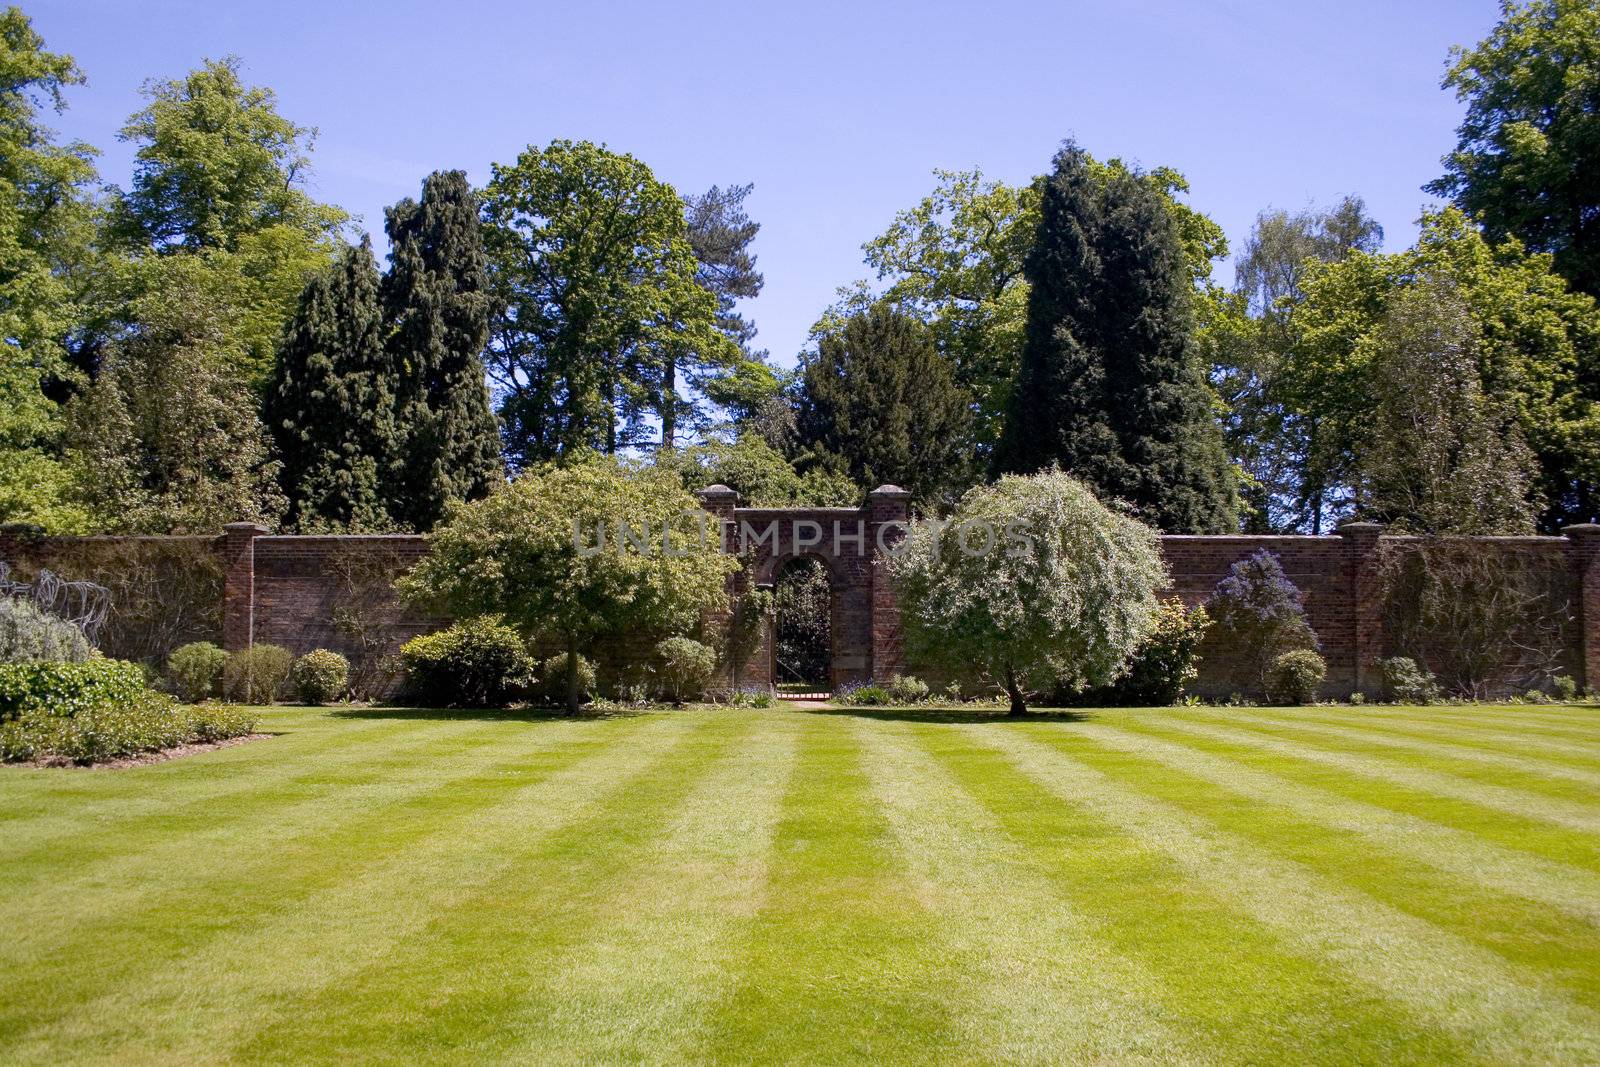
[2,703,1599,1064]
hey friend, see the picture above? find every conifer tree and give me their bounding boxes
[994,142,1237,533]
[795,303,971,507]
[381,170,502,530]
[265,237,397,531]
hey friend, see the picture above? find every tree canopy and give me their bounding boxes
[1428,0,1600,300]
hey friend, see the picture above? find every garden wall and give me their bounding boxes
[6,513,1600,701]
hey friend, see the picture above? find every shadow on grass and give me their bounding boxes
[327,704,650,723]
[794,705,1097,725]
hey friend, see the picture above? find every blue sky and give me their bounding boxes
[29,0,1495,369]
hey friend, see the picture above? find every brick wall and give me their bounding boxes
[7,514,1599,700]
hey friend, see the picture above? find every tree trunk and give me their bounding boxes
[566,633,582,715]
[1004,666,1026,717]
[660,358,676,450]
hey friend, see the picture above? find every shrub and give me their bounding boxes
[1349,691,1366,705]
[1380,656,1439,705]
[293,649,350,705]
[1522,688,1548,704]
[656,636,718,703]
[1554,675,1579,701]
[0,659,146,721]
[184,703,259,743]
[0,598,92,664]
[534,653,596,707]
[1264,649,1326,705]
[166,641,227,702]
[836,681,892,706]
[222,644,294,704]
[1204,551,1319,695]
[1070,599,1210,706]
[886,674,930,705]
[0,690,257,764]
[399,617,535,708]
[727,686,776,708]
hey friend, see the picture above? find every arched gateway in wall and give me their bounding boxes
[696,483,911,694]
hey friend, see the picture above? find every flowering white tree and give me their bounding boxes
[886,470,1166,714]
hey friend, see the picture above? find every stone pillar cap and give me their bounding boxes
[223,522,272,534]
[1564,523,1600,537]
[697,484,738,500]
[1336,521,1385,534]
[868,484,910,497]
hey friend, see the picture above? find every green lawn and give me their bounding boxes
[3,702,1600,1064]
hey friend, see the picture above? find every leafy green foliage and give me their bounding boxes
[661,433,859,507]
[1264,648,1327,705]
[993,143,1237,533]
[105,56,346,254]
[1380,656,1440,705]
[266,238,399,531]
[65,256,286,533]
[0,658,146,720]
[222,644,293,704]
[0,597,91,663]
[293,649,349,705]
[655,636,717,703]
[164,641,226,702]
[887,469,1166,714]
[1428,0,1600,299]
[534,653,595,707]
[885,674,930,704]
[382,170,502,531]
[0,8,98,532]
[480,140,734,462]
[1285,208,1600,530]
[399,617,534,708]
[1361,281,1539,533]
[399,458,736,712]
[1208,198,1384,532]
[1067,598,1210,706]
[835,681,892,707]
[796,304,971,508]
[0,687,255,763]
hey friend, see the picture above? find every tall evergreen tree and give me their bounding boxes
[265,237,398,531]
[795,303,971,508]
[993,143,1237,533]
[381,170,501,531]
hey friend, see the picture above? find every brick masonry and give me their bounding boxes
[6,499,1600,699]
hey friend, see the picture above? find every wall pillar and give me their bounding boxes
[220,522,269,652]
[1564,524,1600,691]
[867,484,912,682]
[696,485,746,691]
[1337,521,1385,696]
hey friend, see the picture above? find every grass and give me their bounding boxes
[2,702,1599,1064]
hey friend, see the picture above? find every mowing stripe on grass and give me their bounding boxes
[0,714,531,957]
[918,721,1469,1065]
[854,717,1189,1063]
[701,711,967,1063]
[0,713,685,1061]
[1187,712,1600,790]
[0,712,495,882]
[1174,706,1600,761]
[229,710,747,1064]
[982,726,1600,1064]
[0,713,406,857]
[487,710,801,1064]
[1074,720,1600,926]
[1040,726,1600,1012]
[1158,718,1600,835]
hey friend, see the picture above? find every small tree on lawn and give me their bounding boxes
[886,469,1166,715]
[398,458,737,712]
[1202,549,1319,694]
